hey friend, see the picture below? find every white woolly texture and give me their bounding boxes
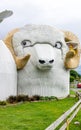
[0,40,17,100]
[12,25,69,98]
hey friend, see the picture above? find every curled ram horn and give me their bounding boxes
[64,31,80,69]
[4,29,30,69]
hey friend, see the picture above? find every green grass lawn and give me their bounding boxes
[70,90,76,95]
[0,97,78,130]
[70,109,81,130]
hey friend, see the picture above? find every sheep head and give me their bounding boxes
[4,25,80,70]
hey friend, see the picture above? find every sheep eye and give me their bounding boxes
[55,41,62,49]
[21,40,31,47]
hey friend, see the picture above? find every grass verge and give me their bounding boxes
[0,97,78,130]
[69,109,81,130]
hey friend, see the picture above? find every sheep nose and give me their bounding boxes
[39,59,54,64]
[49,59,54,63]
[39,60,45,64]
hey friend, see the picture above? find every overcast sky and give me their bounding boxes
[0,0,81,73]
[0,0,81,38]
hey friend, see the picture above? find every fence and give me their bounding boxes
[45,99,81,130]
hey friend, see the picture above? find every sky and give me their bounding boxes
[0,0,81,74]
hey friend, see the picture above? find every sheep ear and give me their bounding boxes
[4,28,30,70]
[63,31,80,69]
[66,41,78,49]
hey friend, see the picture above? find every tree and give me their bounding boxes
[70,70,78,78]
[70,76,75,82]
[70,70,81,82]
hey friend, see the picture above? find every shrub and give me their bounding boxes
[40,96,49,101]
[29,96,35,101]
[50,96,57,100]
[33,95,40,101]
[7,94,57,104]
[28,95,40,101]
[40,96,57,101]
[44,96,49,100]
[0,101,7,105]
[16,95,29,102]
[40,96,45,100]
[70,76,75,82]
[7,96,16,103]
[7,95,29,103]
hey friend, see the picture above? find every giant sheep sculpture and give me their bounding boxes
[4,25,80,98]
[0,10,17,100]
[0,40,17,100]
